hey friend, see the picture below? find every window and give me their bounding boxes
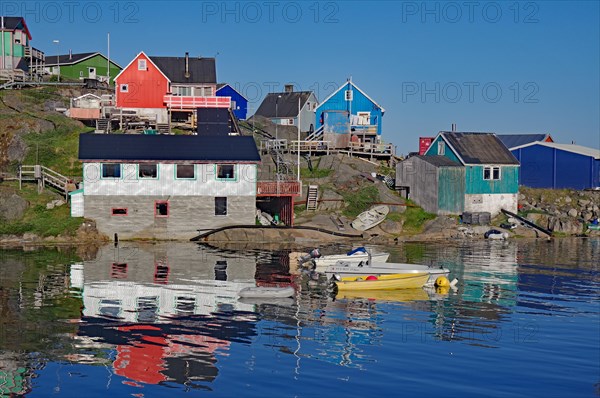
[155,201,169,217]
[102,163,121,178]
[215,197,227,216]
[437,141,445,155]
[120,84,128,92]
[345,90,353,101]
[217,164,235,180]
[288,118,294,125]
[176,164,195,179]
[138,164,158,179]
[483,166,501,180]
[111,208,128,216]
[138,59,146,70]
[172,86,192,96]
[79,71,83,77]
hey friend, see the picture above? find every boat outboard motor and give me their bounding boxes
[298,248,321,265]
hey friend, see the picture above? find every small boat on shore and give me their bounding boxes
[351,205,389,231]
[239,286,295,298]
[325,261,450,286]
[333,273,429,291]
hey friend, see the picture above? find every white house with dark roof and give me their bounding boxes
[254,84,317,133]
[77,134,261,239]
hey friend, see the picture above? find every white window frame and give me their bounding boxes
[437,141,445,155]
[138,59,147,70]
[483,166,501,181]
[120,84,128,93]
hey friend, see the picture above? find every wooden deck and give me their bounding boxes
[257,180,302,196]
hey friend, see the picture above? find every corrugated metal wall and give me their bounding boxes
[438,167,465,214]
[395,157,440,214]
[83,163,257,196]
[513,145,599,189]
[465,165,519,194]
[423,135,462,164]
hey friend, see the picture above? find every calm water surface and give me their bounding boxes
[0,238,598,397]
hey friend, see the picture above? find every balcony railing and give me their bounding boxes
[257,180,302,196]
[349,141,394,155]
[164,95,230,109]
[25,46,45,61]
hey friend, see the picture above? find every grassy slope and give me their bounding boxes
[0,87,89,237]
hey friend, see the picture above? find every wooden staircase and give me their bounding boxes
[306,185,318,210]
[157,123,170,134]
[19,165,72,199]
[96,118,110,133]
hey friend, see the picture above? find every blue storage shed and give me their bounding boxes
[216,83,248,120]
[315,79,384,143]
[511,142,600,189]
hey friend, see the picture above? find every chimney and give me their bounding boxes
[184,52,190,79]
[285,84,293,93]
[69,49,72,60]
[451,123,457,132]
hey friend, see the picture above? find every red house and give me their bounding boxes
[114,51,230,125]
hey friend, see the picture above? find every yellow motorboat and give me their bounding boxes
[334,273,429,291]
[337,287,430,302]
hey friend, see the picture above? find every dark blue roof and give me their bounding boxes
[79,134,260,162]
[496,134,550,149]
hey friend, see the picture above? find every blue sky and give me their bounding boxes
[6,0,599,153]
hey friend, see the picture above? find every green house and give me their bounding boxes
[44,52,121,83]
[396,132,520,216]
[1,16,45,79]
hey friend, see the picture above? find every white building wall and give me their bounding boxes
[83,163,257,196]
[70,191,84,216]
[464,193,518,216]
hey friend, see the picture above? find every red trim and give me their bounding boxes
[111,207,128,216]
[154,200,169,217]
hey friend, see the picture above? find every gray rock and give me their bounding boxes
[568,208,579,218]
[0,193,28,221]
[564,196,572,203]
[582,212,593,222]
[579,199,591,207]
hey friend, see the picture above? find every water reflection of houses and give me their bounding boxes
[72,243,260,387]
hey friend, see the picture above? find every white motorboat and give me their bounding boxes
[311,247,390,269]
[324,260,450,286]
[238,285,295,298]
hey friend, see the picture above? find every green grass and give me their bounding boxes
[386,212,403,222]
[21,120,92,179]
[300,167,333,179]
[0,182,83,237]
[400,206,436,234]
[341,185,380,218]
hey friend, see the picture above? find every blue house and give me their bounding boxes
[510,141,600,189]
[216,83,248,120]
[398,132,520,216]
[497,133,553,149]
[315,80,385,144]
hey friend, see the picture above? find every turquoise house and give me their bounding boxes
[397,132,520,216]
